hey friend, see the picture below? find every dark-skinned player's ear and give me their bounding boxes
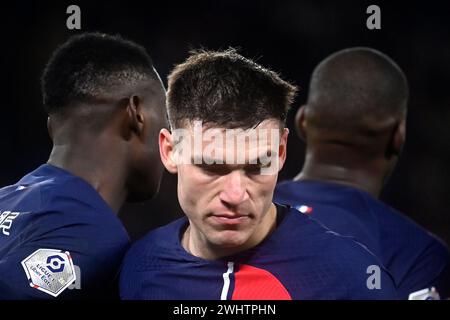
[393,119,406,155]
[295,105,307,141]
[386,120,406,158]
[127,95,145,136]
[47,116,53,141]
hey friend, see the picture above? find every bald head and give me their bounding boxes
[305,47,408,136]
[297,48,410,194]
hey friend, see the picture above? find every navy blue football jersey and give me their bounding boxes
[274,180,450,299]
[120,204,398,300]
[0,164,130,299]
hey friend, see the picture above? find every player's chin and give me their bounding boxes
[210,230,251,248]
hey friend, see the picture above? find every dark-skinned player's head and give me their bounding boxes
[41,32,167,201]
[297,47,409,180]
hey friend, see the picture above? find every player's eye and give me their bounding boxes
[245,163,270,175]
[197,164,230,176]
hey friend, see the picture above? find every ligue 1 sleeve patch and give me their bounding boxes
[408,287,440,300]
[21,248,77,297]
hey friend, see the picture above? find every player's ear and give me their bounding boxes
[388,119,406,158]
[278,128,289,171]
[159,128,178,174]
[125,95,145,138]
[295,105,307,141]
[47,116,53,141]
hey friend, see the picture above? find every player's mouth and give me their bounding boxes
[209,213,251,226]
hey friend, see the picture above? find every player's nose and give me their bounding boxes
[219,171,248,206]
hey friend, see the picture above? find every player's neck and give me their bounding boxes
[296,150,384,198]
[47,140,128,214]
[183,204,277,260]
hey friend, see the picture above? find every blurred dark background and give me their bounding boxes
[1,1,449,244]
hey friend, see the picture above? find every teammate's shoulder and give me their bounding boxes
[283,205,385,262]
[120,217,187,291]
[274,179,294,190]
[279,204,341,238]
[30,166,124,225]
[271,205,397,298]
[1,166,129,249]
[133,217,186,249]
[374,198,450,253]
[302,219,397,298]
[125,217,187,258]
[1,165,95,210]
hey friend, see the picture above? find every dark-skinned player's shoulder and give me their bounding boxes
[275,180,450,299]
[278,206,398,299]
[0,164,130,299]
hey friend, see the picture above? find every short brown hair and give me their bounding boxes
[167,48,297,129]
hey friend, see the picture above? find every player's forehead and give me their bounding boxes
[172,119,282,167]
[177,119,282,138]
[202,119,282,130]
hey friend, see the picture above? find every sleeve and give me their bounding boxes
[0,206,129,300]
[119,234,154,300]
[399,239,450,299]
[118,242,140,299]
[331,237,399,300]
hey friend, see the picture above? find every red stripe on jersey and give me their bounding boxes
[232,264,292,300]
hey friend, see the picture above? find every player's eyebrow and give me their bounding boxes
[190,155,198,164]
[200,156,224,164]
[247,151,276,165]
[191,151,277,166]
